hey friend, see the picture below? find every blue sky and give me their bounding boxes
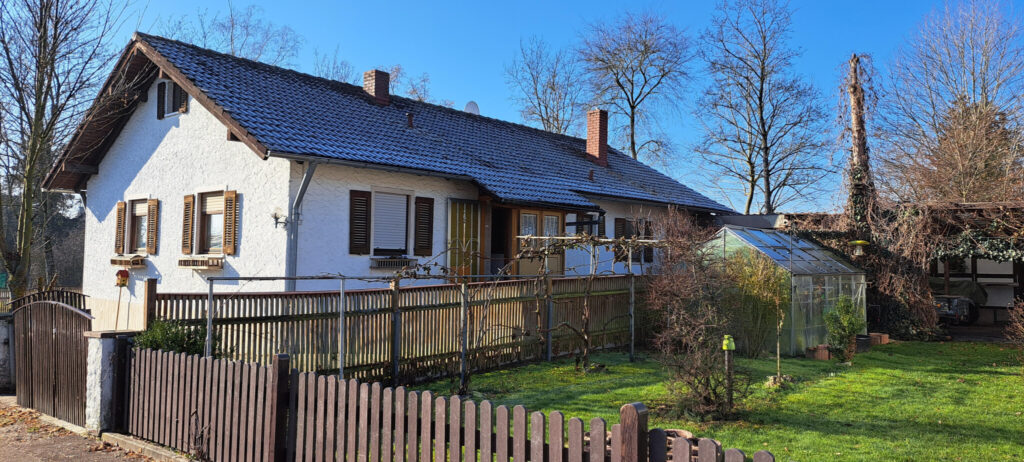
[124,0,959,213]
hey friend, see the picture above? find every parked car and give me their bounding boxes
[934,294,979,325]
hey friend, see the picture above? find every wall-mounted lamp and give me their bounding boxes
[272,212,288,228]
[849,240,870,257]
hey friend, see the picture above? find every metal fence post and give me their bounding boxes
[390,278,401,386]
[460,281,469,391]
[205,279,214,357]
[338,279,346,378]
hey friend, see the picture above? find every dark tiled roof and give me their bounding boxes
[138,33,732,213]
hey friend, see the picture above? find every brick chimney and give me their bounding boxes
[586,108,608,166]
[363,69,390,105]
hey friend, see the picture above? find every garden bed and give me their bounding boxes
[416,342,1023,460]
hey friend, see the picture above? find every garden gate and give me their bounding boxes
[12,299,93,426]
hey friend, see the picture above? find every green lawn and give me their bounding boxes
[417,342,1024,461]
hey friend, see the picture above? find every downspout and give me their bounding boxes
[286,161,318,291]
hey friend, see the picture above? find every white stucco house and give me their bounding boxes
[44,33,733,330]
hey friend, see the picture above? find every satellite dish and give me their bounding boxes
[464,101,480,115]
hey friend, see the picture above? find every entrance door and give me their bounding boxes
[517,210,564,275]
[448,199,480,276]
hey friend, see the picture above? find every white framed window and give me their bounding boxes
[372,192,409,256]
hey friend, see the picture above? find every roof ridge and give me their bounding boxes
[134,31,608,152]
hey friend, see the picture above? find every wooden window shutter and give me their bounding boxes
[349,190,372,254]
[223,190,238,255]
[156,82,166,120]
[643,220,654,263]
[598,215,606,237]
[114,201,126,255]
[413,197,434,257]
[173,84,188,113]
[613,217,626,262]
[182,194,195,255]
[146,199,160,255]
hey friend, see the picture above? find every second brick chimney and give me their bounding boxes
[587,108,608,166]
[363,69,390,105]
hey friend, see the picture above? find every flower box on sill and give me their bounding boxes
[370,257,417,270]
[110,255,146,268]
[178,256,224,270]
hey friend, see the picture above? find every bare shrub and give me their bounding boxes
[648,210,746,419]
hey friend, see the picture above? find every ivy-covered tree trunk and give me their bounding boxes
[847,54,875,242]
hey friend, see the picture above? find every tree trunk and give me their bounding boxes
[847,54,874,241]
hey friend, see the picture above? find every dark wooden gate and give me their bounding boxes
[13,300,93,426]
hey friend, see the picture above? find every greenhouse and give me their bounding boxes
[710,225,867,356]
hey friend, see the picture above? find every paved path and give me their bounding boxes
[0,395,149,461]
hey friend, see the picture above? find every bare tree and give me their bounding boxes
[381,64,454,107]
[878,0,1024,202]
[0,0,126,296]
[505,36,585,135]
[694,0,830,214]
[580,12,693,160]
[161,4,302,66]
[312,46,356,84]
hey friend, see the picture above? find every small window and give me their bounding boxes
[129,200,148,253]
[372,192,409,256]
[199,192,224,254]
[157,81,188,119]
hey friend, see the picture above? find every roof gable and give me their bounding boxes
[47,33,732,213]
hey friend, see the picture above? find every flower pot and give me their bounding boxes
[856,334,871,353]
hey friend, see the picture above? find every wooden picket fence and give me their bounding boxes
[124,348,774,462]
[146,276,641,382]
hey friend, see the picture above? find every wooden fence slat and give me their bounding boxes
[725,448,746,462]
[381,386,393,462]
[464,400,477,462]
[325,377,338,462]
[512,406,527,462]
[392,387,406,462]
[549,411,564,462]
[495,405,509,462]
[371,383,382,462]
[347,379,358,462]
[530,411,545,462]
[568,417,583,462]
[648,430,667,462]
[419,391,433,462]
[449,396,461,462]
[753,450,776,462]
[406,391,419,462]
[673,438,693,462]
[433,396,447,462]
[698,438,723,462]
[315,375,328,462]
[589,418,606,462]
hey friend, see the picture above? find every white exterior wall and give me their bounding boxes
[564,199,669,276]
[82,78,291,330]
[292,162,479,291]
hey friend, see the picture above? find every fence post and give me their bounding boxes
[628,272,635,362]
[204,279,214,357]
[338,279,346,378]
[544,273,553,361]
[618,402,648,462]
[268,354,291,462]
[460,281,469,391]
[142,278,157,329]
[390,279,402,386]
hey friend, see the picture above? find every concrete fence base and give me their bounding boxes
[84,331,138,434]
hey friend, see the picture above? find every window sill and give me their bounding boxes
[370,257,417,270]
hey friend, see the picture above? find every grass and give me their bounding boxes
[417,342,1024,461]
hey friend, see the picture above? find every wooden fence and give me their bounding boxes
[148,276,641,382]
[125,348,774,462]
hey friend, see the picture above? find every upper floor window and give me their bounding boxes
[129,199,149,253]
[156,81,188,119]
[114,199,159,256]
[182,191,238,256]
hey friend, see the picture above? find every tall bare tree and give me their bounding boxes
[381,64,454,107]
[694,0,829,214]
[312,46,356,84]
[844,54,876,239]
[505,36,585,135]
[162,4,301,66]
[878,0,1024,202]
[0,0,125,296]
[580,13,693,160]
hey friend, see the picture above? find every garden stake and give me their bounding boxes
[723,334,736,410]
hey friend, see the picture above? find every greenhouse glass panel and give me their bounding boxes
[713,226,867,355]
